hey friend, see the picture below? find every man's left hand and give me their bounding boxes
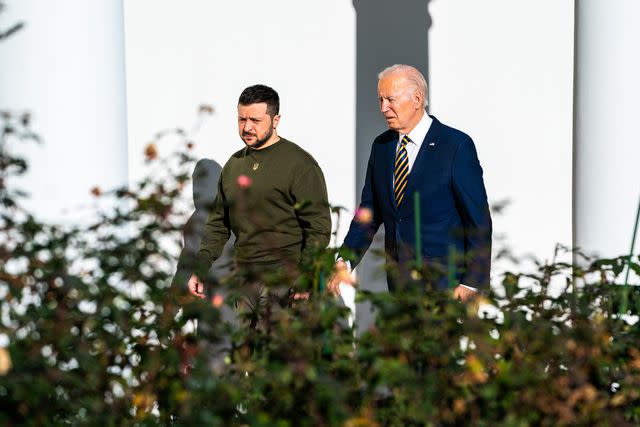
[453,285,477,302]
[326,260,354,297]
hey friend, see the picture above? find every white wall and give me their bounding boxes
[3,0,579,287]
[123,0,356,243]
[0,1,128,223]
[429,0,575,279]
[574,0,640,266]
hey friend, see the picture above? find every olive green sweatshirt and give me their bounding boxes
[196,138,331,269]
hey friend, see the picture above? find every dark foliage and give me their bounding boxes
[1,112,639,426]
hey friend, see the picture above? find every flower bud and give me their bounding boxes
[237,174,252,189]
[211,294,224,308]
[355,207,373,224]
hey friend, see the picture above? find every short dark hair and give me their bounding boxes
[238,84,280,117]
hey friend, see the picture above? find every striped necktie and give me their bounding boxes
[394,135,411,206]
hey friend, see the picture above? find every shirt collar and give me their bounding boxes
[400,112,433,147]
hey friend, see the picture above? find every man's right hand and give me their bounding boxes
[187,274,205,299]
[326,260,355,297]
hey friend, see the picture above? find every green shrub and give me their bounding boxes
[1,110,639,426]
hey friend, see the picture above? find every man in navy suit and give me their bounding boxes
[328,64,491,301]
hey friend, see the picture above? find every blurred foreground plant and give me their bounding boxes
[0,110,639,425]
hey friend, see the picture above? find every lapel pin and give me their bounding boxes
[429,142,436,147]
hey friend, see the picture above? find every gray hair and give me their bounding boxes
[378,64,429,107]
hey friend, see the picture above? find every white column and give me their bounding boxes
[573,0,640,273]
[0,0,128,222]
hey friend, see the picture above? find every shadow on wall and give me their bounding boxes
[176,157,238,355]
[353,0,431,334]
[176,158,235,288]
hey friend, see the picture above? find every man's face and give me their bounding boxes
[237,102,279,149]
[378,75,422,134]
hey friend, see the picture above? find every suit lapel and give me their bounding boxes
[399,116,441,214]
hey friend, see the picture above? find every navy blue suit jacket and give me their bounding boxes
[342,115,492,290]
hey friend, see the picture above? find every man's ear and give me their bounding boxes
[414,90,423,110]
[272,114,281,128]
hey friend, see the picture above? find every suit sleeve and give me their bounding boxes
[291,163,332,266]
[340,144,383,268]
[451,137,492,289]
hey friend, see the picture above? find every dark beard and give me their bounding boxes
[248,125,273,149]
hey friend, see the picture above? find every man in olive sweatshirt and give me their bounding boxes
[185,85,331,323]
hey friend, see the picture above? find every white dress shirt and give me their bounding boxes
[396,112,432,172]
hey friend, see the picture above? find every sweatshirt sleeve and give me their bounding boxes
[290,163,332,266]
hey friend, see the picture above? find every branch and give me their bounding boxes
[0,22,24,41]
